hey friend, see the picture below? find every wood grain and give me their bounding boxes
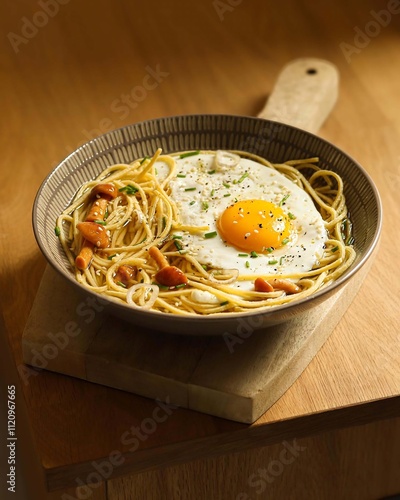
[0,0,399,497]
[22,261,368,426]
[107,416,400,500]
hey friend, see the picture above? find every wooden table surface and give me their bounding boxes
[1,0,400,498]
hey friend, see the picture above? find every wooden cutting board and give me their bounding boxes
[22,262,369,423]
[23,59,363,423]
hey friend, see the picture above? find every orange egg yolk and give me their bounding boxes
[217,199,292,253]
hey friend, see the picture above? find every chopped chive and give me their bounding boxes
[54,226,61,237]
[119,185,138,195]
[250,251,258,258]
[223,193,231,197]
[279,194,290,206]
[177,174,186,178]
[238,253,248,257]
[279,256,285,265]
[184,187,196,192]
[162,216,166,230]
[140,156,149,164]
[180,150,200,159]
[152,281,169,290]
[238,172,249,183]
[172,234,183,239]
[331,245,339,252]
[223,182,230,188]
[268,259,278,265]
[220,301,229,306]
[155,167,158,175]
[288,212,296,220]
[117,281,126,288]
[211,189,215,197]
[104,210,109,219]
[108,254,117,260]
[202,201,209,210]
[201,264,208,270]
[245,261,250,268]
[189,200,195,206]
[204,231,218,239]
[346,236,355,246]
[282,238,289,245]
[266,247,274,253]
[174,240,183,251]
[175,283,187,289]
[208,169,216,175]
[134,237,147,246]
[94,220,107,225]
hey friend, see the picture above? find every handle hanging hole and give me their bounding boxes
[306,68,317,75]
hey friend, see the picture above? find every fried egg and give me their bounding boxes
[158,152,327,290]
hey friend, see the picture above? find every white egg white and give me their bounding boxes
[156,152,327,290]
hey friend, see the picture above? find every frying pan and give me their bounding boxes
[33,59,382,335]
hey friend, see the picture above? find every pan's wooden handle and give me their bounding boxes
[257,58,339,134]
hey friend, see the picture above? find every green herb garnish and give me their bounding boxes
[202,201,209,210]
[180,150,200,159]
[184,187,196,192]
[288,212,296,220]
[223,193,231,197]
[223,182,230,188]
[331,245,339,252]
[172,234,183,240]
[119,185,138,195]
[140,156,149,164]
[134,237,147,246]
[177,174,186,178]
[268,259,278,265]
[94,220,107,225]
[54,226,61,237]
[208,169,216,175]
[162,216,167,230]
[174,240,183,251]
[245,261,250,268]
[189,200,195,206]
[237,172,249,183]
[279,194,290,206]
[265,247,274,253]
[346,236,355,246]
[279,256,285,265]
[211,189,215,197]
[117,281,126,288]
[238,253,248,257]
[153,282,169,290]
[204,231,218,239]
[108,254,117,260]
[220,301,229,306]
[282,238,289,245]
[175,283,187,289]
[250,251,258,258]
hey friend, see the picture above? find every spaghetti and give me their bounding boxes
[56,149,356,315]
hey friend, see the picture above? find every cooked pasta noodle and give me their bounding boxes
[56,149,356,315]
